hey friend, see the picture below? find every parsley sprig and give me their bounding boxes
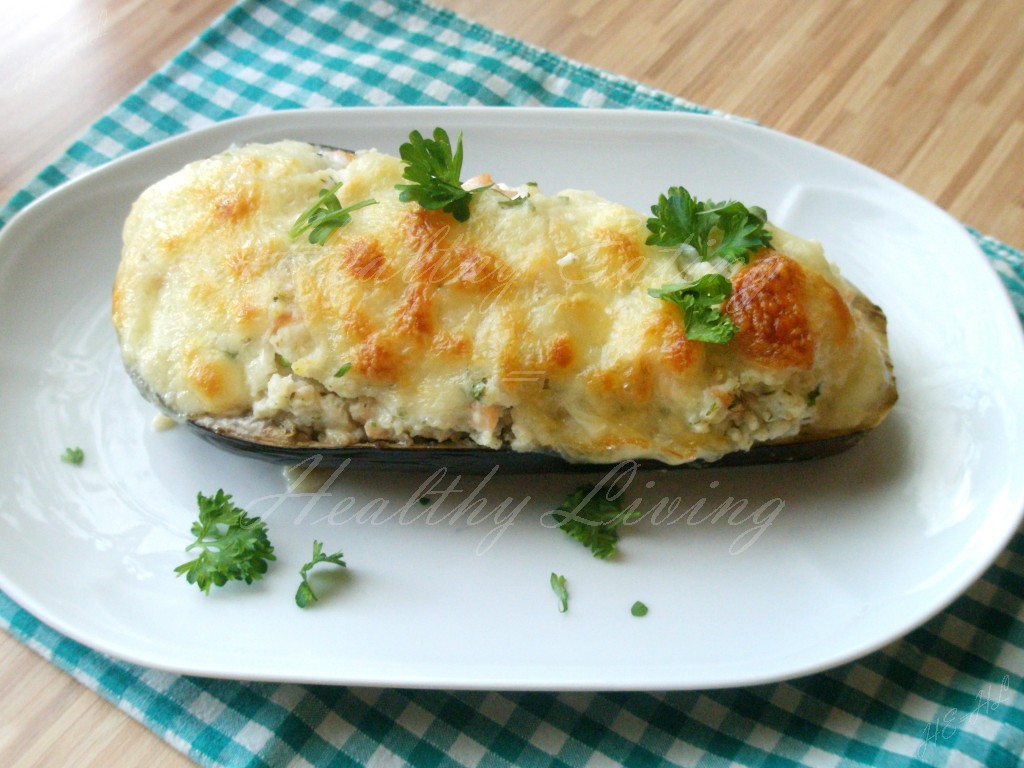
[295,540,347,608]
[552,485,639,559]
[395,128,486,222]
[646,186,771,264]
[290,181,378,245]
[174,490,276,594]
[648,274,738,344]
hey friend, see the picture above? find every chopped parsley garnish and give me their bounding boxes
[290,180,378,245]
[295,540,347,608]
[807,382,823,406]
[276,353,291,369]
[395,128,486,222]
[175,490,276,594]
[470,379,486,401]
[498,194,529,208]
[648,274,738,344]
[60,447,84,465]
[333,362,352,378]
[553,485,639,560]
[550,572,569,613]
[646,186,771,265]
[631,601,649,617]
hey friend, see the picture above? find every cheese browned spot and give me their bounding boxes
[201,159,263,225]
[410,234,512,295]
[403,208,451,259]
[113,141,896,465]
[587,358,655,404]
[725,250,814,370]
[188,281,217,305]
[232,303,263,336]
[448,243,511,294]
[185,349,247,412]
[648,309,701,375]
[356,333,403,381]
[393,283,435,338]
[224,242,279,280]
[213,190,257,222]
[339,237,390,281]
[340,308,372,340]
[270,311,297,334]
[546,335,575,370]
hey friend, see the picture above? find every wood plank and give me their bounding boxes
[430,0,1024,246]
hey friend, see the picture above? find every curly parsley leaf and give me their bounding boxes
[552,485,639,560]
[550,572,569,613]
[395,128,486,222]
[648,273,738,344]
[174,490,276,594]
[646,186,704,252]
[290,181,378,245]
[60,447,84,465]
[646,186,771,264]
[295,540,347,608]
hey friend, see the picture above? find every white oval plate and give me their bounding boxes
[0,107,1022,690]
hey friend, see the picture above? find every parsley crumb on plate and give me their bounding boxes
[295,540,347,608]
[60,447,84,465]
[550,572,569,613]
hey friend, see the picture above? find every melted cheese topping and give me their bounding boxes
[113,141,896,464]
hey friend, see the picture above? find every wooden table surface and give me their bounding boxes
[1,1,1021,765]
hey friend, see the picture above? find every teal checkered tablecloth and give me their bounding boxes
[1,1,1022,766]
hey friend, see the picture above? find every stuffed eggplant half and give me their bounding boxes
[112,133,897,471]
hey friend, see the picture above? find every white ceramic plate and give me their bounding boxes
[1,107,1022,690]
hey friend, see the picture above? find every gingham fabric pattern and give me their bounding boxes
[1,1,1022,766]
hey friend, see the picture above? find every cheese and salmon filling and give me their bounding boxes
[112,140,896,465]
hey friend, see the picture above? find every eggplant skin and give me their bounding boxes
[113,140,897,469]
[185,418,869,473]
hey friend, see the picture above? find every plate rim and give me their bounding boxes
[1,105,1022,691]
